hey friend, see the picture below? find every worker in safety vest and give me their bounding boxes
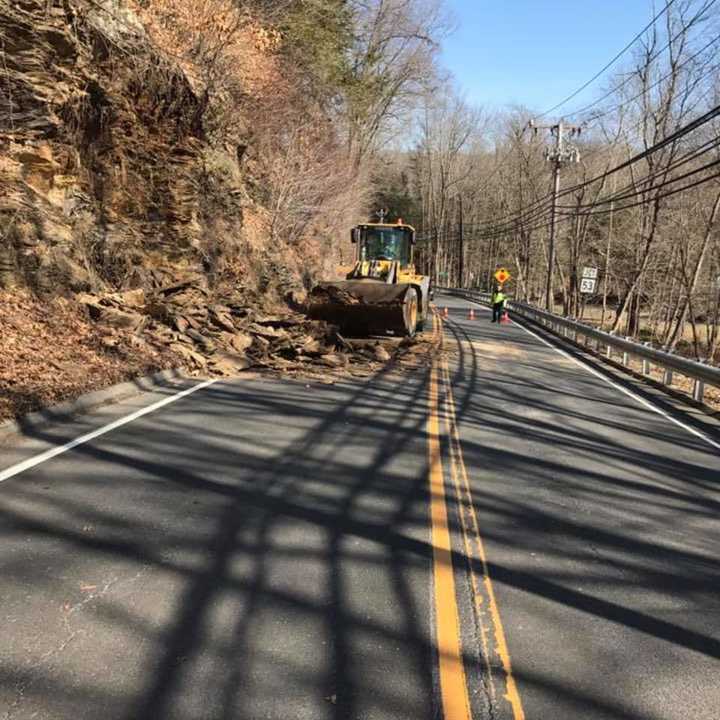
[491,286,506,323]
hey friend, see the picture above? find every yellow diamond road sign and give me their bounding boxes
[494,268,511,284]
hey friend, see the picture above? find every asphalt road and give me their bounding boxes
[0,292,718,720]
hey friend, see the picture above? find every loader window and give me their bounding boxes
[362,228,411,264]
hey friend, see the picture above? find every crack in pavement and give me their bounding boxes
[2,566,151,720]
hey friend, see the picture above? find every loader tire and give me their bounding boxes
[403,287,418,337]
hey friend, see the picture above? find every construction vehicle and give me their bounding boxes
[307,220,430,336]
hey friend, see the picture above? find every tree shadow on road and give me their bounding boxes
[0,362,453,720]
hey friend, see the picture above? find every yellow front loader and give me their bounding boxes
[307,221,430,336]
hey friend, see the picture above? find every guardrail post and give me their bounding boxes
[692,359,707,403]
[623,339,629,366]
[606,344,612,358]
[642,342,651,375]
[693,378,705,403]
[663,369,673,385]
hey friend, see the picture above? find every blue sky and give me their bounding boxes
[441,1,655,114]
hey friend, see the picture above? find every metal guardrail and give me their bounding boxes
[440,287,720,404]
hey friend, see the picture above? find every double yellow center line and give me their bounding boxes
[427,313,525,720]
[427,355,473,719]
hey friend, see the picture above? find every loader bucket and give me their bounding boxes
[307,280,418,337]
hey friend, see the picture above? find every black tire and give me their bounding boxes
[402,287,419,337]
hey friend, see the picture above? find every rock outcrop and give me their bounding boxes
[0,0,242,293]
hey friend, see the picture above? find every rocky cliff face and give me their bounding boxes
[0,0,250,295]
[0,0,310,417]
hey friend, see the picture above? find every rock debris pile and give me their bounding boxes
[76,271,430,380]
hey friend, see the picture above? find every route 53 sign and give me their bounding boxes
[494,268,511,284]
[580,277,597,294]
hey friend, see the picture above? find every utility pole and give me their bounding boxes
[528,119,582,311]
[458,195,464,288]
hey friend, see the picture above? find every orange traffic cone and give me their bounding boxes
[500,310,510,324]
[443,306,449,318]
[468,307,475,320]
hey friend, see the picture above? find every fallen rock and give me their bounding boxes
[209,350,252,376]
[70,268,432,382]
[185,328,216,352]
[157,279,195,296]
[297,336,322,356]
[97,306,145,331]
[249,323,288,340]
[309,285,361,305]
[285,289,307,310]
[170,342,207,369]
[230,333,253,354]
[109,288,145,308]
[254,314,302,328]
[373,344,391,362]
[252,335,271,352]
[209,307,236,333]
[320,353,346,368]
[174,315,190,333]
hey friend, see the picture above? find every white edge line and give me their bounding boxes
[0,379,218,483]
[509,314,720,453]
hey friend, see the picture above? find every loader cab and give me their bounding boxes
[352,223,415,266]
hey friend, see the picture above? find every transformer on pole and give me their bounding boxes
[529,118,582,311]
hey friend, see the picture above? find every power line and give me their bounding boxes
[471,0,712,201]
[562,165,720,216]
[460,101,720,236]
[583,31,720,125]
[569,0,719,121]
[449,148,716,241]
[559,152,720,213]
[432,137,720,244]
[568,55,720,171]
[557,135,720,210]
[536,0,679,119]
[470,30,720,225]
